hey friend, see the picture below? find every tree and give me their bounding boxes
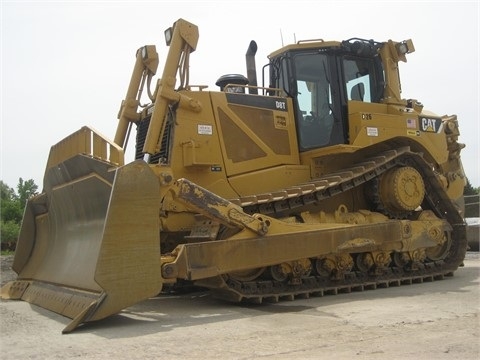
[464,178,479,195]
[0,181,21,223]
[0,181,16,201]
[1,178,38,251]
[17,178,38,207]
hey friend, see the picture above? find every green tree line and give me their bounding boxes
[1,179,38,251]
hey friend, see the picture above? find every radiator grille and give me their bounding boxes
[135,111,174,164]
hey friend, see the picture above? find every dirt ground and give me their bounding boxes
[0,253,479,360]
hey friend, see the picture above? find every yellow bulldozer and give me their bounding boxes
[1,19,467,333]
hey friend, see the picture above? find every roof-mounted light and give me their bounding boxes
[396,39,415,56]
[390,39,415,62]
[397,42,409,55]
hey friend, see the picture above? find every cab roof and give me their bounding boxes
[268,40,342,59]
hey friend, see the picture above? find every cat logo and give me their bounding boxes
[420,116,443,133]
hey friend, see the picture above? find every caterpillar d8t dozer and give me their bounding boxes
[2,18,467,333]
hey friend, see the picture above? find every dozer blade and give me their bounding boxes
[1,156,162,333]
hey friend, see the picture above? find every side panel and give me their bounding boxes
[347,100,449,164]
[210,92,300,178]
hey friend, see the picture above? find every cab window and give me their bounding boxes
[343,57,382,103]
[293,53,334,149]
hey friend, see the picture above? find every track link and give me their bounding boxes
[215,260,456,304]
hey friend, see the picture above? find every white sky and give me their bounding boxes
[1,0,479,190]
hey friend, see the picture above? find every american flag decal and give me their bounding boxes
[406,118,417,129]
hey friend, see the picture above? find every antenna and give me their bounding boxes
[280,29,284,46]
[294,33,297,43]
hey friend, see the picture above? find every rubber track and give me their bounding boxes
[215,147,467,303]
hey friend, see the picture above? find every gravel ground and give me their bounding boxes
[0,255,14,287]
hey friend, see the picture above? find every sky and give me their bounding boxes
[1,0,479,191]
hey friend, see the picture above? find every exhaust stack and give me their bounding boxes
[245,40,258,94]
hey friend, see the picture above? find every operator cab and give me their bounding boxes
[268,39,384,151]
